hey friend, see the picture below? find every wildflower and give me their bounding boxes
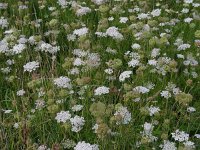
[89,101,106,117]
[55,111,71,123]
[187,107,196,112]
[175,92,193,105]
[119,71,132,82]
[74,141,99,150]
[143,122,154,135]
[35,99,45,110]
[137,13,150,20]
[104,68,113,75]
[151,9,161,17]
[40,43,60,54]
[184,17,193,23]
[151,48,160,58]
[177,44,191,51]
[160,91,171,99]
[53,76,72,89]
[73,27,88,37]
[91,0,107,5]
[106,26,123,40]
[133,86,150,94]
[148,106,160,116]
[114,106,131,125]
[171,129,189,142]
[3,109,12,114]
[128,59,140,68]
[86,53,101,68]
[184,0,193,4]
[13,123,19,129]
[16,89,25,96]
[76,7,91,16]
[62,139,76,149]
[70,115,85,132]
[37,145,48,150]
[72,105,83,112]
[58,0,70,8]
[119,17,128,23]
[0,17,8,28]
[183,141,195,149]
[23,61,39,72]
[194,134,200,139]
[12,44,26,54]
[131,43,141,50]
[94,86,109,96]
[160,140,177,150]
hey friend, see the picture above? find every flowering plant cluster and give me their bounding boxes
[0,0,200,149]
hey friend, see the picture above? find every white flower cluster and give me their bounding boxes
[133,86,150,94]
[40,43,60,54]
[76,7,91,16]
[53,76,72,89]
[142,122,158,142]
[17,89,25,96]
[148,106,160,116]
[106,26,123,40]
[94,86,109,96]
[119,17,128,23]
[91,0,107,5]
[23,61,39,72]
[57,0,71,8]
[151,9,161,17]
[114,106,131,125]
[12,43,26,54]
[0,3,8,9]
[73,27,89,37]
[74,141,99,150]
[119,71,132,82]
[55,111,71,123]
[131,43,141,50]
[171,129,189,142]
[160,90,171,99]
[70,115,85,132]
[55,111,85,133]
[183,141,195,149]
[0,40,9,54]
[0,17,8,28]
[72,105,83,112]
[177,43,191,51]
[160,140,177,150]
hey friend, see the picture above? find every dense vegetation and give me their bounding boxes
[0,0,200,149]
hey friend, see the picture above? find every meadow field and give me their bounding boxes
[0,0,200,149]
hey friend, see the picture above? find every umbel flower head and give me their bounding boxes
[89,101,106,118]
[94,86,109,96]
[175,92,193,105]
[53,76,72,89]
[23,61,39,72]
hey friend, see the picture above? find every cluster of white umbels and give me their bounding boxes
[119,71,132,82]
[70,115,85,132]
[141,122,158,142]
[114,106,131,125]
[74,141,99,150]
[53,76,72,89]
[160,140,177,150]
[171,129,195,149]
[94,86,109,96]
[171,129,189,142]
[55,111,85,133]
[55,111,71,123]
[23,61,39,72]
[39,42,60,54]
[16,89,25,96]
